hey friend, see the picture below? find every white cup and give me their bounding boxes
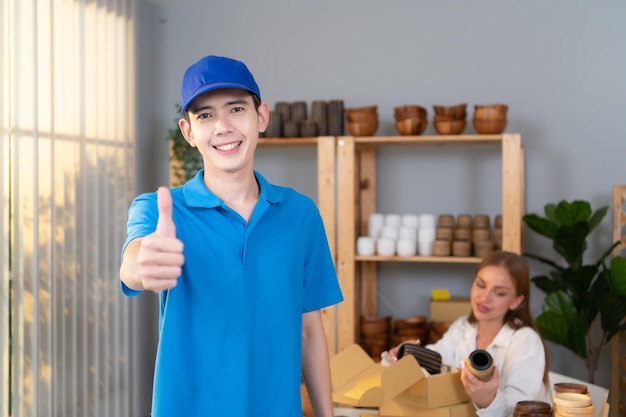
[401,214,419,228]
[368,213,385,238]
[397,239,417,257]
[398,226,417,241]
[380,225,399,241]
[418,239,434,256]
[376,238,396,256]
[418,213,436,229]
[418,227,436,242]
[385,213,402,228]
[356,236,376,256]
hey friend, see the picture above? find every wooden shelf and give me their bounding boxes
[335,133,525,352]
[356,255,481,264]
[258,137,322,145]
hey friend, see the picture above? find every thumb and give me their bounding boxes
[155,186,176,237]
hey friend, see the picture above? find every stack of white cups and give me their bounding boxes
[356,212,424,257]
[417,214,436,256]
[378,214,401,256]
[397,214,418,256]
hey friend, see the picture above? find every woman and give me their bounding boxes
[384,251,551,417]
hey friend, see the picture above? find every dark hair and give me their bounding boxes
[468,251,550,386]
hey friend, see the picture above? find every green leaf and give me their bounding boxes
[553,200,592,226]
[560,265,599,300]
[606,256,626,294]
[537,291,589,358]
[523,214,557,239]
[552,223,589,266]
[544,203,558,222]
[532,275,566,294]
[588,206,610,232]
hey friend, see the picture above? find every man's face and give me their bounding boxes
[179,88,269,177]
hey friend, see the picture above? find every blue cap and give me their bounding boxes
[180,55,261,114]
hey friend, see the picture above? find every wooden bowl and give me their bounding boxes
[394,316,427,330]
[433,103,467,119]
[473,117,507,134]
[347,120,379,136]
[474,104,508,119]
[345,105,377,116]
[554,382,588,395]
[346,111,378,123]
[360,315,391,335]
[394,105,427,121]
[434,119,466,135]
[395,118,427,136]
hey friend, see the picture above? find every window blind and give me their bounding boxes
[1,0,135,415]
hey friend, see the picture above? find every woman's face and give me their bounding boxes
[470,265,524,323]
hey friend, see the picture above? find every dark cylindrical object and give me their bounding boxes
[466,349,494,381]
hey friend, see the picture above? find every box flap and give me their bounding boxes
[331,343,375,389]
[331,344,425,407]
[381,354,425,400]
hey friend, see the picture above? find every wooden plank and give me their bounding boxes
[316,136,338,355]
[501,134,523,254]
[336,137,358,351]
[610,184,626,417]
[359,146,378,319]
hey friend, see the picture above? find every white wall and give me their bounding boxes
[134,0,625,403]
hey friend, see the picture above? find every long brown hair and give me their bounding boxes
[468,251,550,386]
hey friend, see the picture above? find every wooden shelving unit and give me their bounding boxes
[611,184,626,417]
[335,133,525,352]
[259,137,339,355]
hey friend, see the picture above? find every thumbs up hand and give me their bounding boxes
[136,186,185,292]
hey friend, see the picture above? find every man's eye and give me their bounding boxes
[197,113,210,119]
[231,106,244,113]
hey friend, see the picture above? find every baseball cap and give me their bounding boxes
[180,55,261,114]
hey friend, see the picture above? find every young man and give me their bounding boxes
[119,55,343,417]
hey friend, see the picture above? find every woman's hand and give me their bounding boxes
[387,339,420,364]
[460,363,499,409]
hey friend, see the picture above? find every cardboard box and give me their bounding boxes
[429,298,471,322]
[331,344,469,410]
[330,344,423,407]
[379,399,477,417]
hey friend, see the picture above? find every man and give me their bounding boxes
[119,55,343,417]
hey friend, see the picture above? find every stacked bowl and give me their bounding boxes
[394,105,428,136]
[433,103,467,135]
[345,105,379,136]
[473,104,508,134]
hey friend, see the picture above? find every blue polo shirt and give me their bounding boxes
[121,170,343,417]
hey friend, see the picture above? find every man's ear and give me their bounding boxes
[178,117,197,148]
[257,102,270,133]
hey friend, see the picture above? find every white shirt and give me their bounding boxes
[426,316,552,417]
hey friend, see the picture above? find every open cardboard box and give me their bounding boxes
[379,399,476,417]
[331,344,470,410]
[330,344,424,407]
[429,298,471,323]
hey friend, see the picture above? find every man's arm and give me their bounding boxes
[301,310,334,417]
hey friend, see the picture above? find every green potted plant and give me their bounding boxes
[523,200,626,383]
[167,103,203,186]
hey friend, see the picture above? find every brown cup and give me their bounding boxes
[465,349,494,382]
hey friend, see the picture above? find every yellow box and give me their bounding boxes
[331,344,470,410]
[379,399,476,417]
[429,298,471,322]
[330,344,423,407]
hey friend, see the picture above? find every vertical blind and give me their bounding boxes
[1,0,135,416]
